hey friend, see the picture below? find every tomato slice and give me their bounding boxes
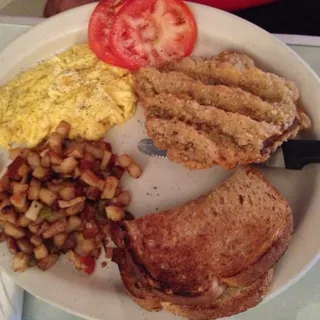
[88,0,128,67]
[110,0,197,70]
[79,255,96,274]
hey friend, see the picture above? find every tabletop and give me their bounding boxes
[0,21,320,320]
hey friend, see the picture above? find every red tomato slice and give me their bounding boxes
[88,0,128,67]
[79,255,96,274]
[110,0,197,70]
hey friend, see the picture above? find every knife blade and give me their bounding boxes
[137,139,320,170]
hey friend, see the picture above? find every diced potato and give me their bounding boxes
[48,151,63,165]
[80,169,104,191]
[59,186,76,201]
[46,210,65,223]
[66,202,84,216]
[53,233,68,248]
[34,243,49,260]
[112,191,131,206]
[105,205,125,222]
[81,238,97,255]
[17,163,30,178]
[85,143,104,159]
[58,196,85,209]
[2,206,17,224]
[0,173,9,193]
[28,185,40,200]
[9,148,29,160]
[30,178,41,188]
[39,188,57,206]
[85,186,100,200]
[17,215,31,227]
[32,166,50,180]
[37,254,59,271]
[66,216,82,233]
[127,163,142,179]
[37,221,50,235]
[12,252,29,272]
[73,167,81,179]
[59,157,78,174]
[10,193,28,212]
[40,154,51,168]
[25,200,43,221]
[100,151,113,170]
[46,182,64,193]
[48,133,63,153]
[28,223,40,234]
[4,222,25,239]
[30,234,42,246]
[55,121,71,137]
[117,154,133,168]
[42,218,67,238]
[7,237,19,254]
[17,238,34,254]
[0,199,11,211]
[66,143,84,159]
[101,176,119,200]
[67,250,81,270]
[27,153,41,169]
[12,182,29,194]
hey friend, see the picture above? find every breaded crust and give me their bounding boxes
[120,167,292,298]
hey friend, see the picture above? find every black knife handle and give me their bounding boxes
[283,140,320,170]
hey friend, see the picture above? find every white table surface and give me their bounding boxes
[0,22,320,320]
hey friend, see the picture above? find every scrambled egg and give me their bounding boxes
[0,43,136,148]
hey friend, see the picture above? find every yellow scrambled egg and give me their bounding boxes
[0,43,136,148]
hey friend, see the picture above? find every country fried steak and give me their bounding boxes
[134,50,311,170]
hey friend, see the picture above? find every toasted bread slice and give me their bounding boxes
[117,167,292,299]
[113,248,274,320]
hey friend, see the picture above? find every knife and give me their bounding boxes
[137,139,320,170]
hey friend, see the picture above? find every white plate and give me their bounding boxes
[0,3,320,320]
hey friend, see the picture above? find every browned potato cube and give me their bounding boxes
[27,153,41,169]
[127,163,142,179]
[58,196,85,209]
[48,133,63,153]
[9,148,29,160]
[28,223,41,234]
[37,221,50,235]
[55,121,71,137]
[65,202,84,216]
[12,252,29,272]
[112,191,131,206]
[39,188,57,206]
[66,143,84,159]
[105,205,125,222]
[37,254,59,271]
[66,216,82,233]
[59,157,78,174]
[42,218,67,239]
[12,183,29,194]
[30,178,41,188]
[32,166,50,180]
[34,243,49,260]
[30,234,42,246]
[4,222,25,239]
[100,151,113,170]
[48,151,63,165]
[80,169,104,191]
[40,154,51,168]
[10,193,28,212]
[28,185,40,200]
[7,237,19,254]
[53,233,68,248]
[2,206,17,224]
[17,215,31,227]
[117,154,132,168]
[101,176,119,200]
[17,163,31,178]
[85,143,104,159]
[17,238,34,255]
[59,186,76,201]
